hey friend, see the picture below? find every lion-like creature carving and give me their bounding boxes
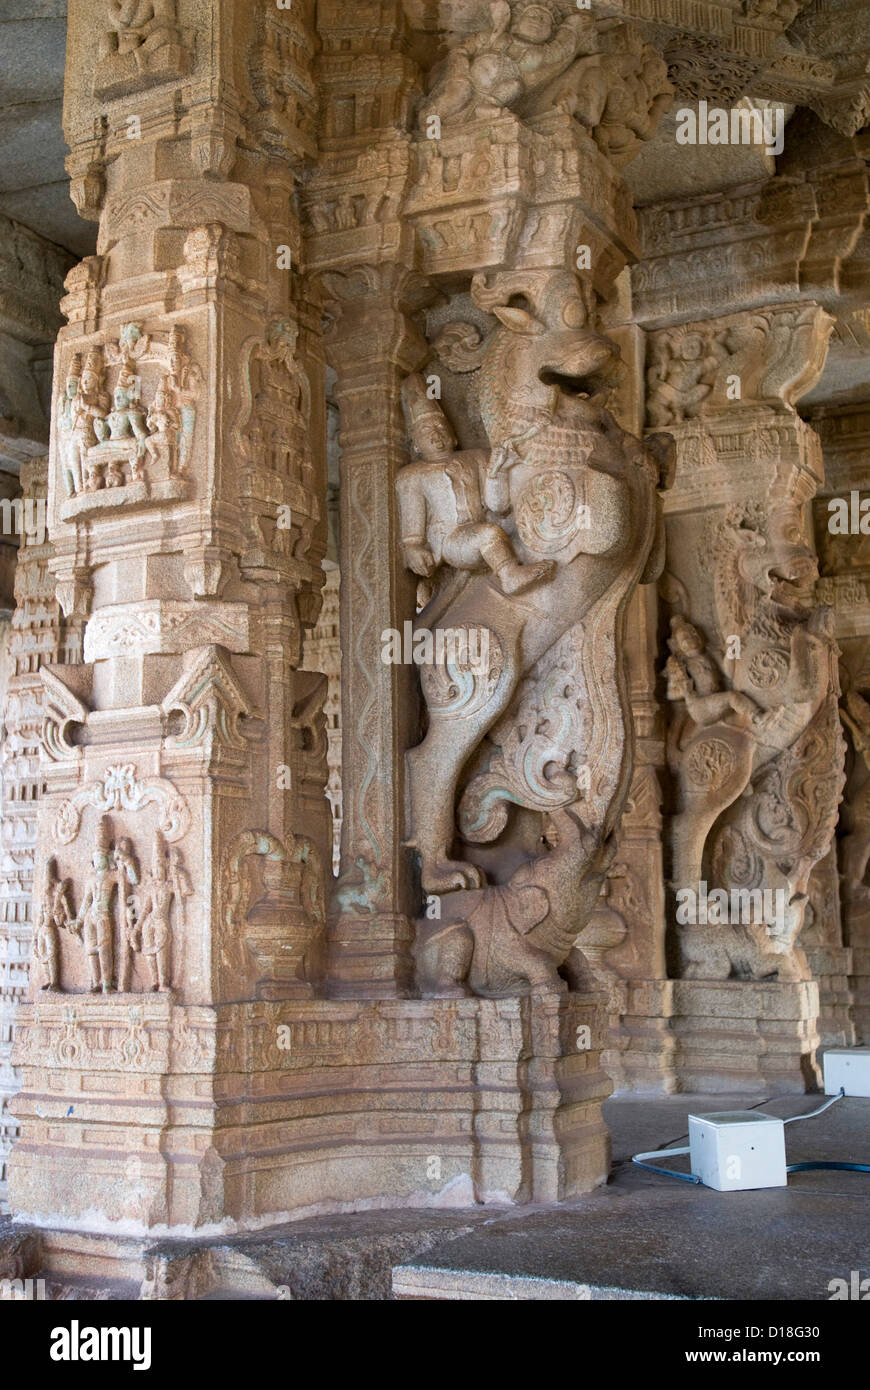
[400,267,672,997]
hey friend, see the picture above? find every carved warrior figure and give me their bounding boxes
[397,374,552,597]
[666,502,845,981]
[33,859,75,991]
[128,833,182,992]
[63,349,110,497]
[402,268,672,997]
[115,837,141,992]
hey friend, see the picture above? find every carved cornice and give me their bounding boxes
[633,166,869,326]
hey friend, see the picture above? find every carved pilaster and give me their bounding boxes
[306,1,425,997]
[320,269,429,997]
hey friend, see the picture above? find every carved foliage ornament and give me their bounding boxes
[55,764,190,845]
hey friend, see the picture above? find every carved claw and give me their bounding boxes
[423,859,485,894]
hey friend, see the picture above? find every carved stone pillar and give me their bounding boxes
[303,2,425,997]
[320,275,428,996]
[8,0,333,1230]
[811,404,870,1044]
[645,302,842,1091]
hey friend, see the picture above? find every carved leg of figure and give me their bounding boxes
[841,822,870,907]
[99,944,115,993]
[156,947,170,992]
[415,921,474,997]
[88,951,101,993]
[448,525,554,598]
[70,441,84,495]
[677,928,730,980]
[119,940,133,993]
[407,614,519,893]
[406,719,490,893]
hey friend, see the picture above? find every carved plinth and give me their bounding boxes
[604,980,677,1095]
[9,992,609,1230]
[59,476,189,522]
[670,979,822,1093]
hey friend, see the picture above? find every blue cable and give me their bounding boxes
[787,1161,870,1174]
[631,1145,701,1182]
[632,1158,701,1184]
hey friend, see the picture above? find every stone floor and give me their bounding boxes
[1,1091,868,1299]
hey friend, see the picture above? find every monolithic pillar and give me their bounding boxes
[8,0,332,1229]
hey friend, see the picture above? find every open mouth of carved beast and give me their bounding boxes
[538,363,616,402]
[768,564,817,610]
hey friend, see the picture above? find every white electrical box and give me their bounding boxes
[823,1047,870,1098]
[688,1110,787,1191]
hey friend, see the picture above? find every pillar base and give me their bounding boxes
[670,979,821,1093]
[605,980,677,1095]
[326,911,415,999]
[8,991,611,1233]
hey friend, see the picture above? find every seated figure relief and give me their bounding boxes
[56,322,199,512]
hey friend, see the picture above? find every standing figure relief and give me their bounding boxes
[399,268,672,998]
[31,815,191,995]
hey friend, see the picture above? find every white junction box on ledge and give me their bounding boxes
[823,1047,870,1098]
[688,1110,787,1192]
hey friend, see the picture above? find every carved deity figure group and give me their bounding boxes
[33,817,192,994]
[56,322,198,499]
